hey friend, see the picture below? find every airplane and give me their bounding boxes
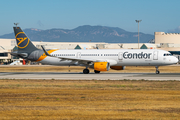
[9,26,178,74]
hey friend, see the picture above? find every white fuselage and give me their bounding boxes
[38,49,178,66]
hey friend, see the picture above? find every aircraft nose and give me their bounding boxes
[173,57,178,64]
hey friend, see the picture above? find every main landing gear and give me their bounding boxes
[155,66,160,74]
[83,68,89,74]
[83,68,101,74]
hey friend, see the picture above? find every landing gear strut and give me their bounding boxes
[94,70,100,74]
[83,68,89,74]
[155,66,160,74]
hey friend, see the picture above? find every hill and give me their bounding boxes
[0,25,154,43]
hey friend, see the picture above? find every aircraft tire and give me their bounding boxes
[83,69,89,74]
[156,71,160,74]
[94,70,100,73]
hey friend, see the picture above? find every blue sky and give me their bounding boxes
[0,0,180,35]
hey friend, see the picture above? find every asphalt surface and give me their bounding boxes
[0,72,180,80]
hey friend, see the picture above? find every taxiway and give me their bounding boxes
[0,72,180,80]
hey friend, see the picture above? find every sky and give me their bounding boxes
[0,0,180,36]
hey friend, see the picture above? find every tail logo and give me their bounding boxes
[15,32,29,48]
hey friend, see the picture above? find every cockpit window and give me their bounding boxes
[163,53,172,56]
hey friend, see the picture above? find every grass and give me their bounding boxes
[0,80,180,119]
[0,65,180,119]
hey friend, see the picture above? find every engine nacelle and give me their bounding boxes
[94,62,110,71]
[110,66,125,70]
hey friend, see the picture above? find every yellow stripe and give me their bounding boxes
[36,49,58,62]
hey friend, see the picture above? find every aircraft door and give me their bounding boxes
[77,52,81,58]
[153,51,158,60]
[118,52,123,60]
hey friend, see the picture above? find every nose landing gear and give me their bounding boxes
[155,66,160,74]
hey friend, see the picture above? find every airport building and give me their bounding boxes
[0,39,108,64]
[154,32,180,52]
[0,38,152,64]
[0,39,16,64]
[155,32,180,44]
[1,30,180,65]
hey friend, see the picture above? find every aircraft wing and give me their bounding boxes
[41,45,105,65]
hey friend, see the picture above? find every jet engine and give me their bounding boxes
[94,62,110,71]
[110,66,125,70]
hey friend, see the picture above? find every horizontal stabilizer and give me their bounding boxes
[8,52,28,58]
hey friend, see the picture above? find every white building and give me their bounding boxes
[3,35,180,64]
[155,32,180,44]
[0,39,16,64]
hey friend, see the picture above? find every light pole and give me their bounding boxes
[135,20,142,49]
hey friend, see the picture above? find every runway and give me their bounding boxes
[0,72,180,80]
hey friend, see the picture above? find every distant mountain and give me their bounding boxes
[167,26,180,33]
[0,25,154,43]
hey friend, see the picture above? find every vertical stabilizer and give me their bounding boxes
[13,27,38,53]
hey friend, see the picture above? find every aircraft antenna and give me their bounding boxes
[14,23,19,28]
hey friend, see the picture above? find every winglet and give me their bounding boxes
[41,45,51,56]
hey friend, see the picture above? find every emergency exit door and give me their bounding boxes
[77,52,81,58]
[153,51,158,60]
[118,52,123,60]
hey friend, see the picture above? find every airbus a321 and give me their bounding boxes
[10,26,178,74]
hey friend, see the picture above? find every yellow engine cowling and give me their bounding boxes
[110,66,125,70]
[94,62,110,71]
